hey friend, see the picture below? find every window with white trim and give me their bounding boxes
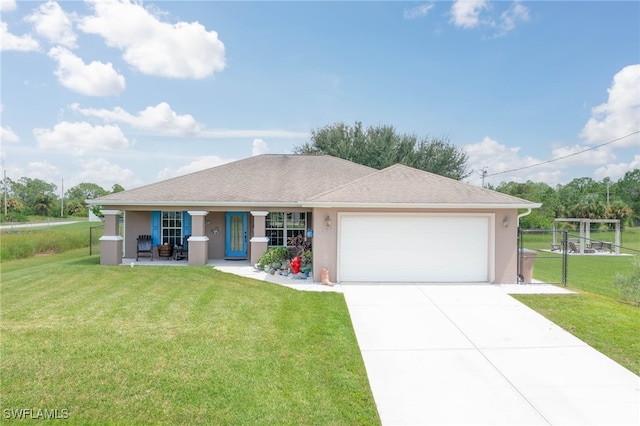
[161,211,182,246]
[266,212,307,247]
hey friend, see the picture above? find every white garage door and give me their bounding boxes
[339,214,492,283]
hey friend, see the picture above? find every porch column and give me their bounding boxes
[250,211,269,265]
[187,211,209,266]
[99,210,122,265]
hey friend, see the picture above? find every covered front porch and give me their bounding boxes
[100,209,313,268]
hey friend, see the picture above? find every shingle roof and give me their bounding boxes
[93,154,376,206]
[303,164,540,208]
[92,154,540,209]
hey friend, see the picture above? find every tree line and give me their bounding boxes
[489,172,639,229]
[0,178,124,221]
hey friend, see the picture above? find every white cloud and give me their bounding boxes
[48,46,126,96]
[450,0,488,29]
[1,0,17,12]
[580,64,640,148]
[252,139,268,156]
[404,3,434,20]
[34,121,131,155]
[550,144,615,167]
[71,103,307,139]
[464,134,633,186]
[464,136,563,186]
[27,161,60,182]
[73,158,141,189]
[79,0,225,79]
[450,0,528,36]
[498,1,529,34]
[594,155,640,182]
[157,156,235,180]
[25,1,77,48]
[71,102,202,136]
[4,162,60,184]
[1,126,19,143]
[0,21,40,51]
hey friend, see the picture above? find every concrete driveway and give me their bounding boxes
[343,284,640,425]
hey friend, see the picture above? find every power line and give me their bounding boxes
[485,130,639,178]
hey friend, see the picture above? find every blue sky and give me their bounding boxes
[1,0,638,192]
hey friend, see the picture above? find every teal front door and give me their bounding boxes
[225,212,248,258]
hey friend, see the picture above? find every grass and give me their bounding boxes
[0,251,379,424]
[0,222,103,261]
[512,293,640,375]
[514,227,640,376]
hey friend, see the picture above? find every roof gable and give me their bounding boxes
[303,164,540,208]
[94,154,376,205]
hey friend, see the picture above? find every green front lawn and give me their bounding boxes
[0,251,379,424]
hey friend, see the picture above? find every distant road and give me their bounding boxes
[0,221,80,230]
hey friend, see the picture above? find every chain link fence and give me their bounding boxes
[90,225,104,255]
[518,228,568,286]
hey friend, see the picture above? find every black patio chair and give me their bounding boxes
[136,235,153,261]
[174,235,190,260]
[568,241,579,253]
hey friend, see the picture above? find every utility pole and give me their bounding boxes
[61,178,64,218]
[3,170,7,218]
[606,181,610,207]
[477,167,489,188]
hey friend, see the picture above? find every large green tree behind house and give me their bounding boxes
[64,182,109,217]
[294,121,470,180]
[65,182,108,201]
[495,180,561,228]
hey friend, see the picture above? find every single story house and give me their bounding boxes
[89,154,541,284]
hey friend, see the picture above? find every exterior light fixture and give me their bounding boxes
[325,215,331,228]
[503,216,510,228]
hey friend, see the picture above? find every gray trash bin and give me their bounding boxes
[519,249,538,283]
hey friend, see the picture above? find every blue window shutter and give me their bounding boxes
[183,211,192,240]
[151,211,161,246]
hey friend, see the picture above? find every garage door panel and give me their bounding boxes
[339,215,490,283]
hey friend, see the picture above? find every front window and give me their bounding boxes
[266,212,307,247]
[161,211,182,246]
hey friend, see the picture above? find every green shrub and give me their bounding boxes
[257,246,290,269]
[614,256,640,306]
